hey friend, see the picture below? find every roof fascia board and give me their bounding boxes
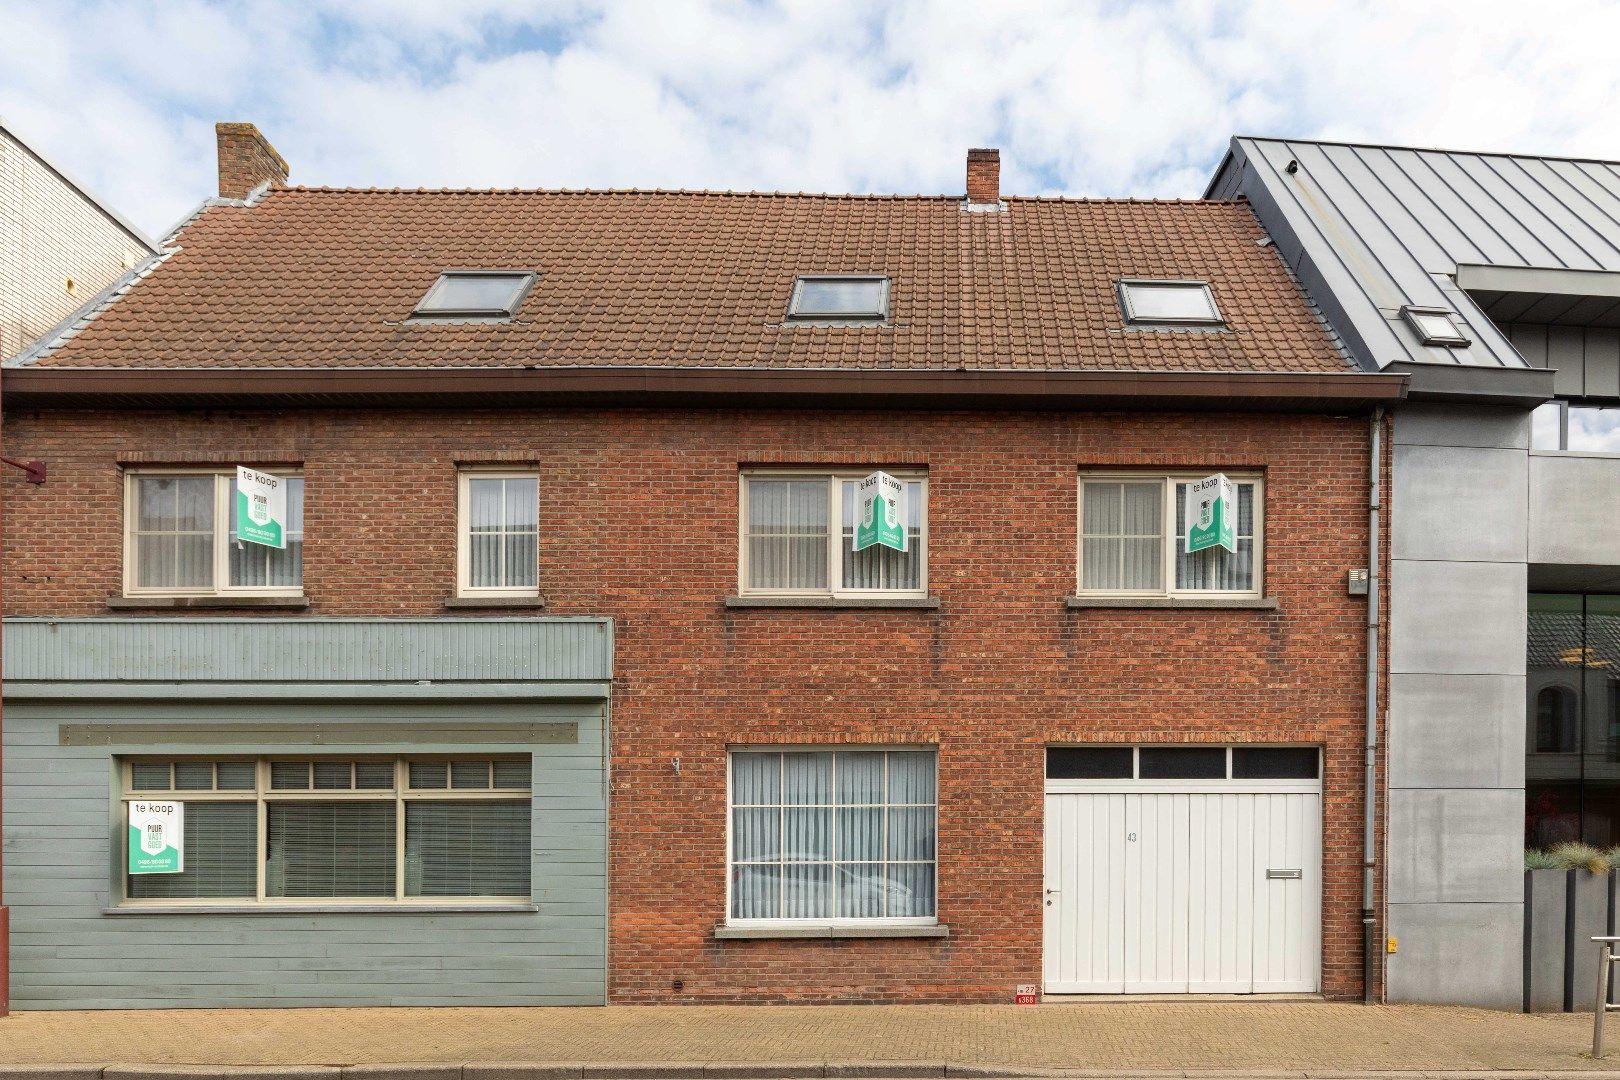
[0,115,159,253]
[1456,263,1620,301]
[1386,360,1553,406]
[0,367,1408,412]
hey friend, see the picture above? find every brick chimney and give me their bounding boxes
[216,122,288,200]
[966,148,1000,206]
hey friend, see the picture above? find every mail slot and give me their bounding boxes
[1267,868,1303,879]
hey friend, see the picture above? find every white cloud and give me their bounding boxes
[4,0,1619,236]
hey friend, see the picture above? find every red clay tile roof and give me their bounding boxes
[21,188,1351,373]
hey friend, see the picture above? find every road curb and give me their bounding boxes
[9,1067,1620,1080]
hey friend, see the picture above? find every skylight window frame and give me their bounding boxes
[411,270,537,321]
[786,274,891,324]
[1117,278,1226,329]
[1400,305,1471,348]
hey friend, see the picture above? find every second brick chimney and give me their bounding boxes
[216,122,289,200]
[966,148,1001,206]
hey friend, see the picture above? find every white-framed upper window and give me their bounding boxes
[728,748,937,925]
[119,756,532,907]
[413,270,535,319]
[1117,279,1224,327]
[787,276,889,321]
[739,470,927,598]
[457,471,539,597]
[1078,473,1262,597]
[124,470,304,597]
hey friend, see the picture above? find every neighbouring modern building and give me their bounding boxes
[0,123,1405,1008]
[1209,136,1620,1009]
[0,116,158,361]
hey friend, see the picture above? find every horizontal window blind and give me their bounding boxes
[265,801,396,898]
[405,801,531,897]
[127,802,257,900]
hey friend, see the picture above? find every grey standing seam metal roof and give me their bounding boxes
[1206,136,1620,372]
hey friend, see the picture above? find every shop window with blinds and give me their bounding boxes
[1078,473,1261,597]
[729,749,937,924]
[458,472,539,596]
[125,471,304,596]
[120,757,532,905]
[740,471,927,597]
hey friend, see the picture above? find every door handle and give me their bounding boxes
[1045,887,1060,906]
[1267,868,1303,879]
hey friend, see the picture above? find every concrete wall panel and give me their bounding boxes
[1387,901,1523,1008]
[1389,673,1525,789]
[1390,560,1527,676]
[1388,788,1526,904]
[1530,454,1620,565]
[1393,404,1531,450]
[1393,445,1527,563]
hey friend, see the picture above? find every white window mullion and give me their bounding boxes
[826,476,841,597]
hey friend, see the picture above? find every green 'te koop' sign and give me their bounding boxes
[128,800,184,875]
[1184,472,1238,555]
[235,466,287,549]
[854,471,908,553]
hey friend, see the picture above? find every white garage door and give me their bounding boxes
[1042,746,1321,995]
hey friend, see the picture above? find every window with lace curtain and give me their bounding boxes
[124,470,304,596]
[728,749,937,924]
[739,471,927,598]
[1078,473,1262,597]
[120,757,532,906]
[457,471,539,597]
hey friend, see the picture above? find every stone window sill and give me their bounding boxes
[107,595,310,610]
[1065,595,1278,610]
[724,595,941,610]
[713,922,949,940]
[105,903,538,916]
[443,596,547,610]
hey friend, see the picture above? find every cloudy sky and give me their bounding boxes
[5,0,1619,239]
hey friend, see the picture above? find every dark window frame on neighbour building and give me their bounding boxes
[118,756,534,908]
[1531,398,1620,454]
[122,468,306,598]
[412,270,536,320]
[786,275,890,322]
[1116,279,1225,328]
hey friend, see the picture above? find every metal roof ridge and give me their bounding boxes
[1234,133,1620,169]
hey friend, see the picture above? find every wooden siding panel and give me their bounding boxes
[2,617,612,684]
[0,698,608,1009]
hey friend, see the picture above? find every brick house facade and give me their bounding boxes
[0,128,1404,1008]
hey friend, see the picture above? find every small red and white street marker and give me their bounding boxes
[1014,983,1039,1005]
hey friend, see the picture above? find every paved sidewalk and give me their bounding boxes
[0,1002,1608,1076]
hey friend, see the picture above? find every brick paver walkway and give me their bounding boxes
[0,1002,1606,1073]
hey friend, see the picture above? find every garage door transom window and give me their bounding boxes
[1047,745,1318,781]
[120,757,532,906]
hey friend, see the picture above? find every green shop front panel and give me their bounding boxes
[1,618,610,1009]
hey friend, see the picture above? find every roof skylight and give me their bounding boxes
[1118,280,1224,327]
[787,276,889,321]
[1401,305,1470,348]
[413,271,535,319]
